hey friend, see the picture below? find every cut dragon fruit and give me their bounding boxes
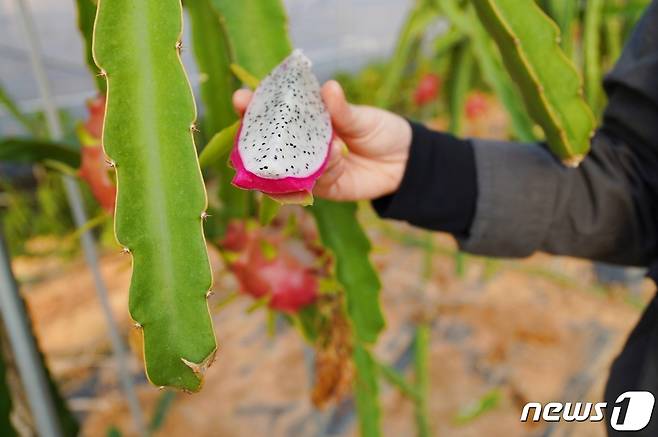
[230,50,333,198]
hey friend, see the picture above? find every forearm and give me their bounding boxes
[373,122,657,267]
[460,132,656,267]
[372,121,477,236]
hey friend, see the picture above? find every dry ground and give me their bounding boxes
[12,218,652,437]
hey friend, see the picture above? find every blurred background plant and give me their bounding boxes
[0,0,652,436]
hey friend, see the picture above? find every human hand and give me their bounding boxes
[232,80,412,201]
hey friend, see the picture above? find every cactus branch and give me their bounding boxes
[93,0,216,391]
[471,0,596,165]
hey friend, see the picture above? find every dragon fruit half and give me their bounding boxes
[230,50,333,200]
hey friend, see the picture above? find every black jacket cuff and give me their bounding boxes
[372,121,477,236]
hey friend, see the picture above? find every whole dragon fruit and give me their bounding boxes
[221,220,318,313]
[465,91,489,121]
[230,50,332,201]
[414,73,441,107]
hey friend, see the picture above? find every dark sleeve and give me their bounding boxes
[458,129,657,267]
[374,1,658,268]
[372,122,477,236]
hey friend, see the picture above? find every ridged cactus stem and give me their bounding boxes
[472,0,595,165]
[94,0,217,391]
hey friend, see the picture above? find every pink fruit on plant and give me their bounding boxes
[230,50,333,201]
[77,95,116,213]
[221,222,318,313]
[220,220,249,252]
[84,94,106,138]
[231,235,318,313]
[414,73,441,107]
[79,146,116,213]
[465,91,489,120]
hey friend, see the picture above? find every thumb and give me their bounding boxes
[232,89,253,116]
[321,80,373,138]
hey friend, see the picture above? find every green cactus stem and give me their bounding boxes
[93,0,216,391]
[472,0,596,165]
[311,200,385,344]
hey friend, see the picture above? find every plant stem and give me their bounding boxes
[376,0,439,108]
[413,324,431,437]
[604,0,623,67]
[446,38,473,277]
[376,361,420,402]
[584,0,604,113]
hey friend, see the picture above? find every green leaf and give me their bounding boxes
[65,212,111,244]
[265,191,314,206]
[209,0,289,224]
[471,0,596,165]
[258,238,278,261]
[148,391,176,432]
[246,296,269,313]
[376,361,420,401]
[210,0,292,78]
[213,0,385,346]
[468,12,535,141]
[353,345,381,437]
[187,0,238,134]
[230,64,261,89]
[0,138,80,168]
[453,388,502,425]
[292,305,319,342]
[433,28,466,58]
[546,0,577,58]
[187,0,252,234]
[311,200,385,343]
[446,41,474,136]
[75,0,105,92]
[413,324,431,437]
[376,0,439,108]
[258,195,280,226]
[602,0,651,18]
[106,427,122,437]
[583,0,604,113]
[198,121,239,169]
[603,3,623,67]
[93,0,216,391]
[217,170,253,228]
[439,1,535,141]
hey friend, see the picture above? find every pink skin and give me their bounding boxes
[230,123,334,194]
[223,223,319,313]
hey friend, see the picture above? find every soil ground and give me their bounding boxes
[12,216,652,437]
